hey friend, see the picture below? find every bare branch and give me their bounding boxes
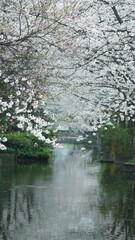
[112,6,123,24]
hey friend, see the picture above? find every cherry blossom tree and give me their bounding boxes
[0,0,135,150]
[49,0,135,134]
[0,0,84,149]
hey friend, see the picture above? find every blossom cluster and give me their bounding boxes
[0,137,7,151]
[0,72,56,150]
[47,0,135,133]
[0,0,83,150]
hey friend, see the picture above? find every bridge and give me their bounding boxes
[57,136,88,144]
[57,129,97,145]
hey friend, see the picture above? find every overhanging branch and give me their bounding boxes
[112,6,123,24]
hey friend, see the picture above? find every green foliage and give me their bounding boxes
[128,158,135,164]
[1,132,48,152]
[101,124,133,160]
[0,132,52,163]
[86,132,97,144]
[17,148,51,162]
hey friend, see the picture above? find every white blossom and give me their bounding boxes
[0,143,7,150]
[2,137,7,142]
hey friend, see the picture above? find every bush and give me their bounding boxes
[1,132,51,151]
[17,148,51,164]
[101,124,133,160]
[0,132,52,163]
[128,157,135,164]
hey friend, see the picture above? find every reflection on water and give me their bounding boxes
[99,164,135,239]
[0,144,135,240]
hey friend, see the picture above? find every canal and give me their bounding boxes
[0,144,135,240]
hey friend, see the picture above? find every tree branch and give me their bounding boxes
[112,6,123,24]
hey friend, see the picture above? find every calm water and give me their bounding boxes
[0,144,135,240]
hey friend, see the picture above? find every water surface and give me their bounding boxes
[0,144,135,240]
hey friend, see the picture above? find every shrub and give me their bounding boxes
[1,132,51,152]
[101,124,133,160]
[17,148,51,164]
[128,158,135,164]
[0,132,52,163]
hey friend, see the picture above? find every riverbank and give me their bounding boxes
[0,132,53,165]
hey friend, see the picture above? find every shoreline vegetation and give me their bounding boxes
[0,123,134,166]
[0,131,55,164]
[100,123,135,163]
